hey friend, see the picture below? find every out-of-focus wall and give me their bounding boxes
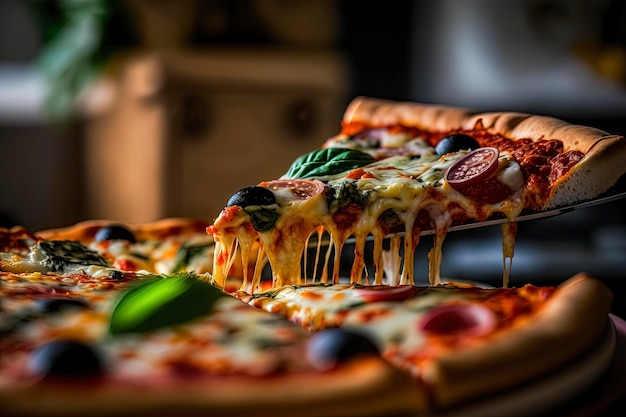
[410,0,626,119]
[79,0,348,224]
[82,49,347,223]
[0,0,349,229]
[0,0,81,230]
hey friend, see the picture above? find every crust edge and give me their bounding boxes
[343,96,626,209]
[36,218,211,243]
[547,135,626,209]
[422,274,613,408]
[0,357,427,417]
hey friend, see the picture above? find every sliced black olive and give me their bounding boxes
[435,134,480,156]
[110,269,125,280]
[29,339,103,379]
[94,224,136,243]
[36,298,89,313]
[306,328,380,370]
[227,186,276,208]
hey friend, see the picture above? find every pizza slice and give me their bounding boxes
[36,218,216,275]
[2,219,263,296]
[238,273,613,409]
[208,97,626,291]
[0,270,424,417]
[0,222,617,415]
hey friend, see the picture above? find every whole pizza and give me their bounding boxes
[1,97,625,417]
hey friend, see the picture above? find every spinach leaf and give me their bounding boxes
[326,179,370,213]
[172,243,214,273]
[284,148,375,179]
[38,240,110,272]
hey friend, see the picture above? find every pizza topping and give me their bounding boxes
[418,303,496,338]
[457,178,514,205]
[112,258,140,272]
[284,148,376,180]
[171,242,214,273]
[108,276,225,334]
[306,328,380,370]
[94,224,136,243]
[548,150,584,184]
[435,134,480,156]
[227,185,277,208]
[326,179,369,214]
[495,158,525,191]
[226,186,279,232]
[37,240,110,273]
[29,339,104,380]
[456,155,524,205]
[444,147,500,190]
[350,128,384,148]
[353,285,418,303]
[260,179,326,202]
[36,298,89,313]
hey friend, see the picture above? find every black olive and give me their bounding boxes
[306,328,380,370]
[29,339,103,379]
[94,224,136,243]
[227,186,276,208]
[36,298,89,313]
[110,269,125,280]
[435,134,480,156]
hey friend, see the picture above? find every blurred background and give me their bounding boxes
[1,0,625,310]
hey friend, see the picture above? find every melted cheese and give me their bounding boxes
[501,222,517,288]
[247,284,390,330]
[0,274,313,385]
[244,283,505,377]
[209,133,526,291]
[88,234,216,275]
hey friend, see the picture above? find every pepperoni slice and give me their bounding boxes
[418,303,496,338]
[260,179,325,201]
[445,147,499,190]
[113,258,139,272]
[354,285,418,303]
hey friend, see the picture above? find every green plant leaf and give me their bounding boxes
[109,275,225,335]
[30,0,138,123]
[284,148,376,179]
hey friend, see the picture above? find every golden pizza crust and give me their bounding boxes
[36,218,211,243]
[421,273,613,409]
[548,135,626,208]
[343,96,626,209]
[0,357,427,417]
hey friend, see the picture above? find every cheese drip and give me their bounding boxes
[209,150,526,291]
[501,222,517,288]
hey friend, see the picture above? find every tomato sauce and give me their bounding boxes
[341,121,585,207]
[458,178,513,205]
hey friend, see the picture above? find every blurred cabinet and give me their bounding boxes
[82,49,347,223]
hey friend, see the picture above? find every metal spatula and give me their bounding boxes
[419,186,626,236]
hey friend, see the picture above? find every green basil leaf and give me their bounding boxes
[284,148,376,179]
[109,275,225,335]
